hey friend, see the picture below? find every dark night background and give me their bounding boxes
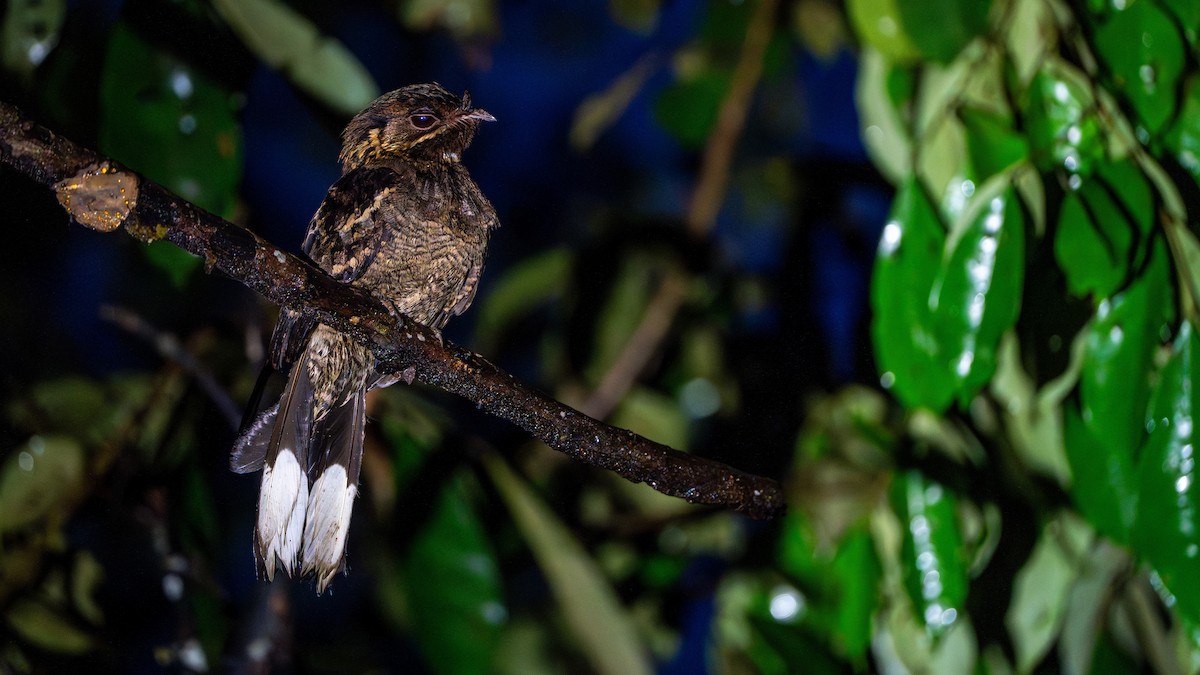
[0,0,893,672]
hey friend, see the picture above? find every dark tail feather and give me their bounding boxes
[254,364,316,579]
[230,403,278,473]
[307,389,366,486]
[301,387,366,592]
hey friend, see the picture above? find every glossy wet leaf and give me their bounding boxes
[1080,239,1172,449]
[896,0,991,63]
[1025,67,1103,177]
[1066,240,1171,543]
[1095,0,1184,134]
[404,475,505,675]
[1161,0,1200,42]
[932,188,1024,405]
[483,453,652,675]
[777,516,880,662]
[891,471,967,639]
[1132,321,1200,623]
[1165,76,1200,182]
[1063,406,1137,543]
[1054,160,1154,298]
[871,178,954,411]
[212,0,378,116]
[959,107,1028,182]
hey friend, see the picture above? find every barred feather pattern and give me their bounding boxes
[232,83,497,593]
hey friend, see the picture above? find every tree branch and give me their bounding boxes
[0,100,786,520]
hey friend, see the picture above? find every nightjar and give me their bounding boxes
[231,83,498,592]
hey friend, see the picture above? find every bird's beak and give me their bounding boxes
[462,108,497,123]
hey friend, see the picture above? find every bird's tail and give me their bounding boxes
[233,362,314,580]
[231,347,366,592]
[301,387,366,592]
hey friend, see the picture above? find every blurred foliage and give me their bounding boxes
[4,0,1200,673]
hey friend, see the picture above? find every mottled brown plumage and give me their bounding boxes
[232,83,498,592]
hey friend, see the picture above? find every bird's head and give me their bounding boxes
[338,82,495,170]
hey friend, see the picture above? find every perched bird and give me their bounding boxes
[231,83,498,592]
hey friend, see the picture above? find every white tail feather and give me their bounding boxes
[300,464,357,592]
[256,449,308,578]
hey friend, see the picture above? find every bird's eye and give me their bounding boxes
[410,114,438,130]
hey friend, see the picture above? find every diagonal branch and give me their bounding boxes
[0,100,786,520]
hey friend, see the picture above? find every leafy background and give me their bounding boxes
[2,0,1200,672]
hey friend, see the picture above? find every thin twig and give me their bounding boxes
[579,0,779,420]
[0,100,786,520]
[100,305,242,430]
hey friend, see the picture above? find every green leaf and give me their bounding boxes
[1006,514,1090,672]
[99,21,242,225]
[610,386,688,451]
[846,0,920,63]
[1165,75,1200,182]
[1094,0,1185,134]
[777,516,881,662]
[211,0,378,116]
[891,471,967,640]
[1025,67,1104,177]
[401,0,500,38]
[1054,160,1154,298]
[1080,238,1172,446]
[1161,0,1200,43]
[483,453,652,675]
[1133,320,1200,623]
[403,475,505,675]
[144,240,202,289]
[0,0,65,79]
[1063,406,1137,543]
[932,186,1025,405]
[872,178,954,410]
[896,0,992,63]
[7,597,94,654]
[654,68,729,149]
[473,248,570,352]
[1066,241,1172,543]
[958,107,1028,182]
[0,435,85,534]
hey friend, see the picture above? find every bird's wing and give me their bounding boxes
[303,167,404,283]
[268,168,403,370]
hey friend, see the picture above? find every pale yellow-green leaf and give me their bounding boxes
[586,253,660,384]
[856,48,912,183]
[1006,514,1090,672]
[846,0,919,62]
[571,55,658,151]
[0,435,84,534]
[611,386,688,451]
[401,0,498,38]
[71,552,105,626]
[989,332,1077,484]
[212,0,378,116]
[483,453,651,675]
[7,597,94,654]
